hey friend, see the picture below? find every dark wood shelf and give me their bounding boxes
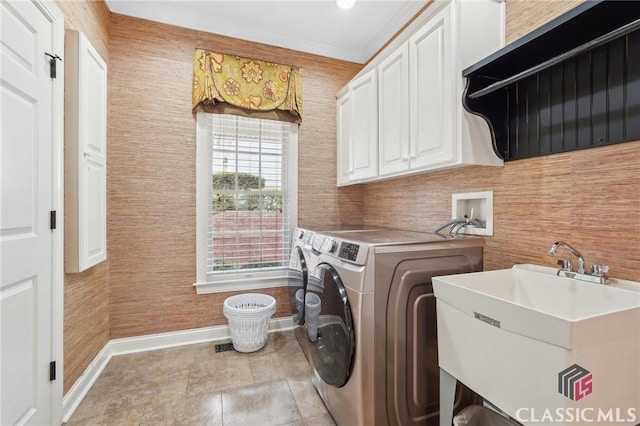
[463,0,640,161]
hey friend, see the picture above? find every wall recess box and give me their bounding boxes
[452,191,493,236]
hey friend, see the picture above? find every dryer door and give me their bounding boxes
[307,263,355,388]
[289,245,308,325]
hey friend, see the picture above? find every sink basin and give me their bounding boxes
[433,264,640,349]
[434,264,640,423]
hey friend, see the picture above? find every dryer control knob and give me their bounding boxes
[297,229,304,239]
[322,237,338,253]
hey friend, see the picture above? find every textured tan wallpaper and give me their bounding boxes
[505,0,585,44]
[363,0,640,282]
[363,143,640,281]
[56,0,111,395]
[107,14,363,339]
[62,0,633,396]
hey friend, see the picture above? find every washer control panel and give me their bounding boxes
[306,231,369,265]
[338,242,360,262]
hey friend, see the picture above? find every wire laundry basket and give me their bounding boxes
[223,293,277,353]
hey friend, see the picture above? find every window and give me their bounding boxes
[195,113,297,293]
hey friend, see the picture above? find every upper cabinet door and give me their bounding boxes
[336,90,352,186]
[65,30,107,272]
[349,69,378,181]
[409,4,455,170]
[378,43,410,177]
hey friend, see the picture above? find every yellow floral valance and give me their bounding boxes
[192,49,303,123]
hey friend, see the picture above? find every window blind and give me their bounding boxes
[205,114,292,274]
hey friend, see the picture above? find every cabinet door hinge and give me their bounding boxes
[49,361,56,381]
[50,211,56,230]
[45,53,62,79]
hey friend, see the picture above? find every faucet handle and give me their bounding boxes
[557,259,572,271]
[591,264,610,277]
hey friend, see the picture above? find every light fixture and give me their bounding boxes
[336,0,356,10]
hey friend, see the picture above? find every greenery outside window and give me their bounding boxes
[195,113,298,293]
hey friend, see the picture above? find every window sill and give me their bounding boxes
[193,271,291,294]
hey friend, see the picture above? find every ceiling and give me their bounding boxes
[105,0,428,64]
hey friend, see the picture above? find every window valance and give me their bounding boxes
[192,49,303,123]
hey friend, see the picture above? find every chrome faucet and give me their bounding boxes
[548,241,586,274]
[547,241,610,284]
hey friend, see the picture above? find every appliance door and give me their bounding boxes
[288,245,308,325]
[306,262,355,388]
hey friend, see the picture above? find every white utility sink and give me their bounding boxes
[434,264,640,425]
[433,264,640,349]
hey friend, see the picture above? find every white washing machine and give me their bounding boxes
[288,227,317,358]
[288,225,372,359]
[303,228,484,426]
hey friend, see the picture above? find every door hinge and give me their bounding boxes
[49,361,56,381]
[50,211,56,230]
[45,53,62,79]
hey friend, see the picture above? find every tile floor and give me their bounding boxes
[66,330,335,426]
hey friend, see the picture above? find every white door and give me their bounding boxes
[378,43,410,177]
[350,69,377,181]
[1,1,63,424]
[409,3,455,170]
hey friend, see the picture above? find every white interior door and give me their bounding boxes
[1,1,63,424]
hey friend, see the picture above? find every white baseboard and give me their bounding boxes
[110,316,294,355]
[62,316,294,422]
[61,344,111,423]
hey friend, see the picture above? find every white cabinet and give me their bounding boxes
[337,69,378,185]
[378,43,410,177]
[408,4,454,170]
[337,91,352,185]
[65,30,107,272]
[338,0,505,186]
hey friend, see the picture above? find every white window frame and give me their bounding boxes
[194,112,298,294]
